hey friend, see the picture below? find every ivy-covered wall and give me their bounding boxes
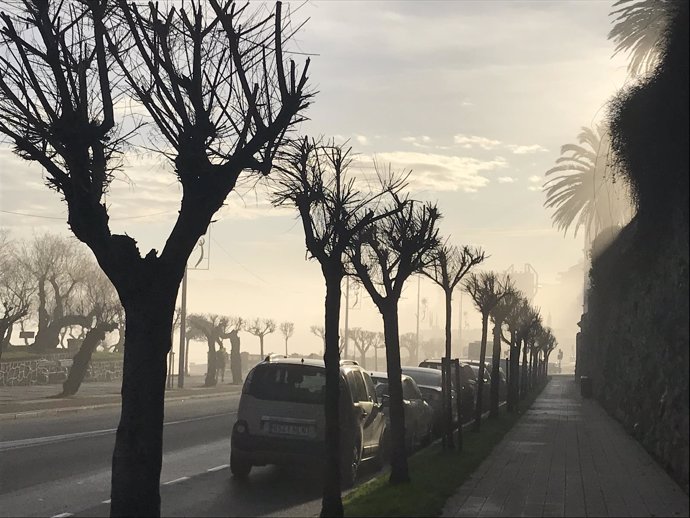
[581,215,689,493]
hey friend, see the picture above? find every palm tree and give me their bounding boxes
[609,0,677,78]
[544,125,634,246]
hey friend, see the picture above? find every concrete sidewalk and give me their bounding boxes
[0,374,242,420]
[442,375,689,518]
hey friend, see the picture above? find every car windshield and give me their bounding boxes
[402,369,442,387]
[246,363,325,405]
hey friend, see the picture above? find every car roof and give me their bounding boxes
[368,371,412,382]
[402,366,442,375]
[260,357,364,372]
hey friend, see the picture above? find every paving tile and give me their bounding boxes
[441,376,689,518]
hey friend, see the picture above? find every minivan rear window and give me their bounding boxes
[246,364,326,404]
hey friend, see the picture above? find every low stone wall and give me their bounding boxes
[0,358,124,386]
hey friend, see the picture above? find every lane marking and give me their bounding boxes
[163,476,190,485]
[51,513,73,518]
[0,411,237,452]
[207,464,229,472]
[102,499,111,504]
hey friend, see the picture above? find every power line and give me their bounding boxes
[0,208,174,221]
[211,236,268,284]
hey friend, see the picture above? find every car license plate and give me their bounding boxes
[268,421,314,437]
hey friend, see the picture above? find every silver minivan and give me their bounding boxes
[230,357,386,485]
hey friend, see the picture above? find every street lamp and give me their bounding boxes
[175,227,212,389]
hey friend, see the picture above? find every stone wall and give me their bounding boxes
[580,218,689,493]
[0,358,123,386]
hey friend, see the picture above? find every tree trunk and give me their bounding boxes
[205,336,217,387]
[520,343,529,400]
[489,320,502,418]
[443,288,454,449]
[507,333,520,412]
[59,322,117,396]
[382,304,410,484]
[259,335,265,359]
[110,295,175,517]
[320,273,344,517]
[473,313,489,431]
[33,315,93,350]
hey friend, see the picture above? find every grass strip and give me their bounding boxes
[343,379,550,517]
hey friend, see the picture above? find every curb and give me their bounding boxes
[0,389,241,421]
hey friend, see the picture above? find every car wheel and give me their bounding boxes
[230,452,251,480]
[373,429,387,469]
[342,441,361,488]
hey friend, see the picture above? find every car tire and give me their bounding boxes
[342,441,361,488]
[373,429,387,470]
[230,452,251,480]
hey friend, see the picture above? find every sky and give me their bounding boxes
[0,0,632,367]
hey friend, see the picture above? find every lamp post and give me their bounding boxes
[176,226,212,388]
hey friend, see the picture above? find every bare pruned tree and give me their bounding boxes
[310,324,326,354]
[463,271,513,431]
[0,231,33,361]
[423,243,485,448]
[279,321,295,356]
[271,138,404,515]
[188,314,230,387]
[488,284,518,417]
[0,1,311,514]
[244,317,276,359]
[349,194,441,484]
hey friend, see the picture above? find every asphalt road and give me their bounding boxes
[0,394,381,517]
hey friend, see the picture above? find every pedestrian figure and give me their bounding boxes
[216,345,228,382]
[229,330,242,385]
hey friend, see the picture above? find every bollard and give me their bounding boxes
[580,376,592,398]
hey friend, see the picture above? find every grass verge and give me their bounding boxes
[343,379,551,517]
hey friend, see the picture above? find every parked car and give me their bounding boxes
[368,371,434,451]
[418,359,477,422]
[400,366,457,434]
[464,359,507,401]
[231,357,386,486]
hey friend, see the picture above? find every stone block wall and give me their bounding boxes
[581,219,689,493]
[0,358,124,386]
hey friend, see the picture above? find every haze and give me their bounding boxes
[0,0,630,368]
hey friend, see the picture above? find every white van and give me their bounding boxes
[230,357,386,485]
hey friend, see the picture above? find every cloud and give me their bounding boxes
[497,176,516,184]
[355,135,369,146]
[453,134,502,150]
[508,144,549,154]
[401,135,433,149]
[528,185,542,192]
[529,175,543,183]
[354,150,507,193]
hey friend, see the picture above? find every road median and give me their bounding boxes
[343,379,550,517]
[0,383,242,421]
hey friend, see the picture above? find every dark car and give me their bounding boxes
[465,359,507,401]
[418,359,477,422]
[369,371,434,451]
[400,366,458,434]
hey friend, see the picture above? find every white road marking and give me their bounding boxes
[207,464,229,472]
[50,513,73,518]
[162,476,190,485]
[0,411,237,452]
[102,499,111,504]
